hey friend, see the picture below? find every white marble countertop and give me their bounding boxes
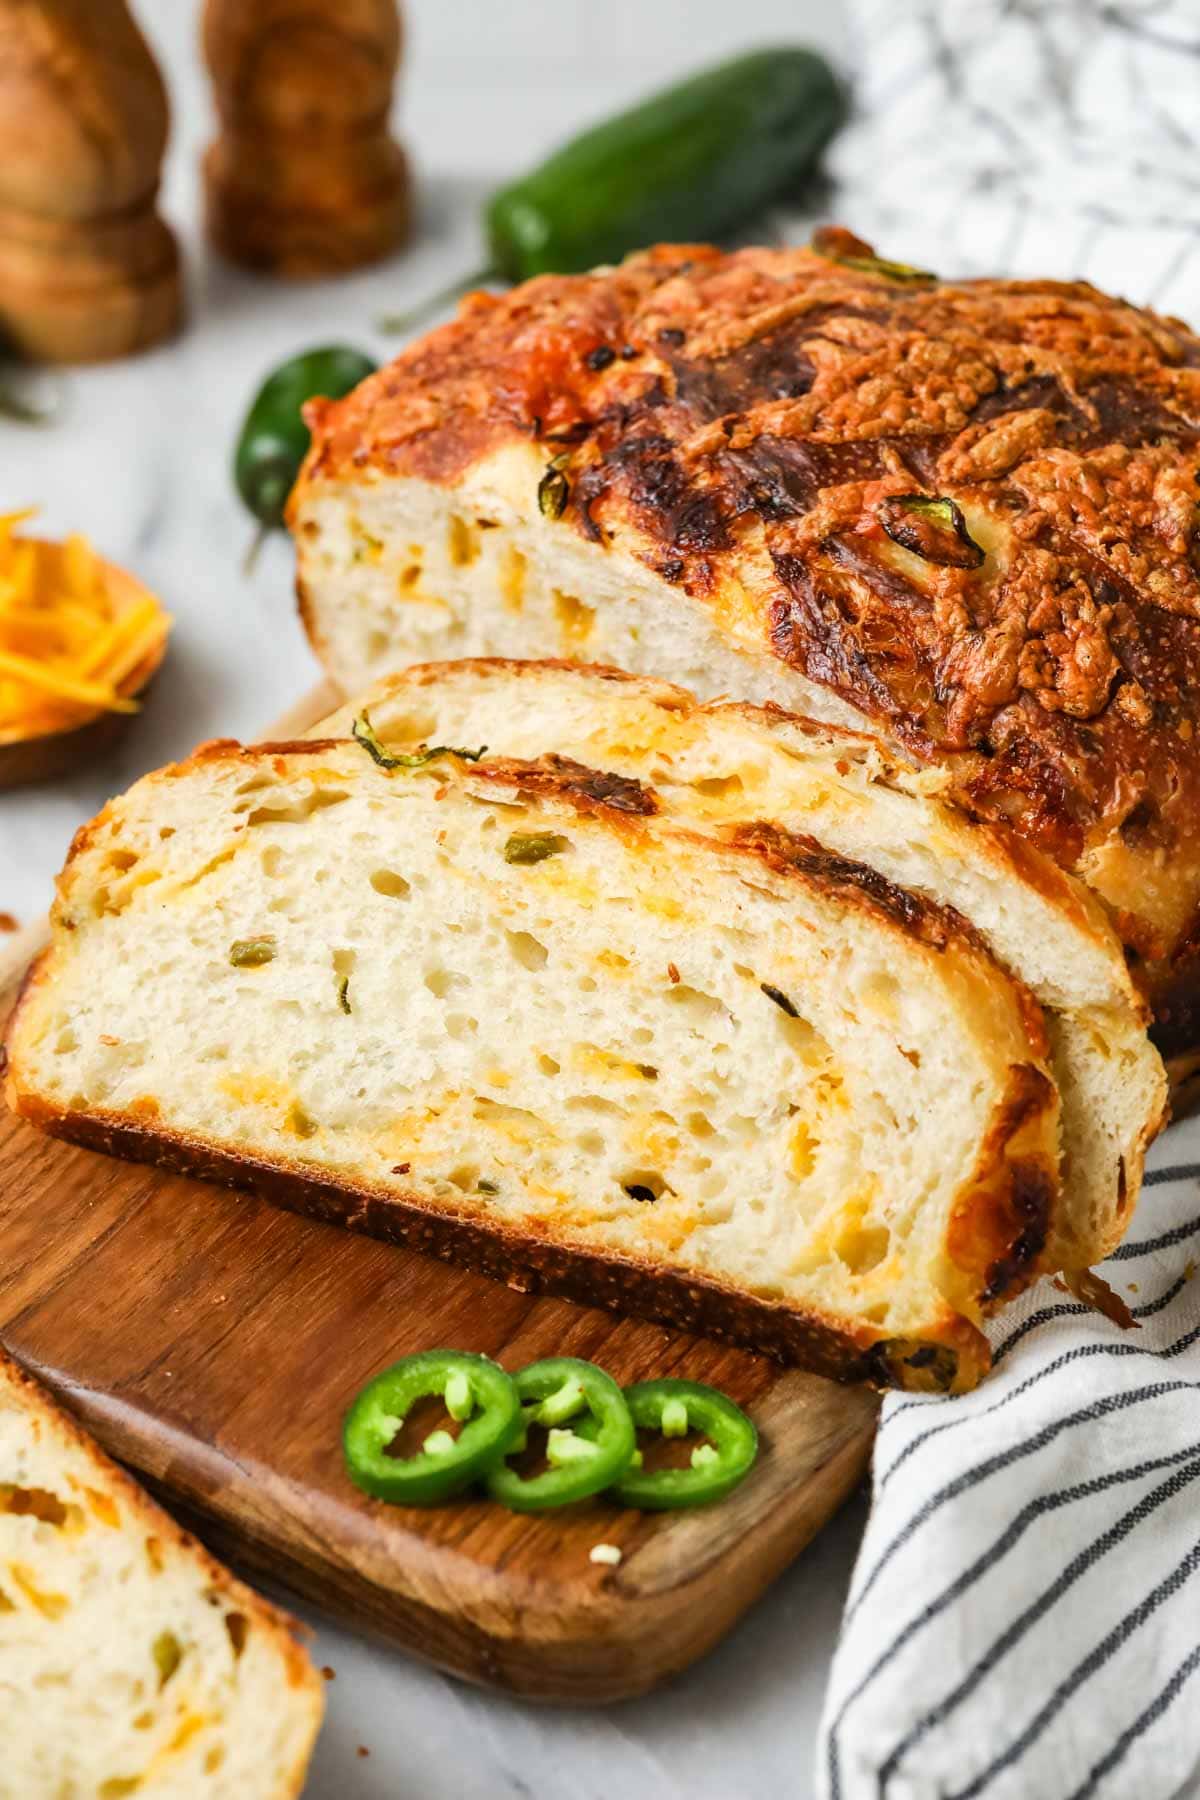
[1,4,861,1795]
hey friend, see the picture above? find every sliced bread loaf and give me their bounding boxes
[286,242,1200,1056]
[5,729,1064,1391]
[0,1347,321,1798]
[314,659,1167,1272]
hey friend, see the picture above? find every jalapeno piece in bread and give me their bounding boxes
[235,344,375,565]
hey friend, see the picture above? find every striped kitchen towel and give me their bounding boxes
[808,4,1200,1796]
[818,1127,1200,1800]
[825,0,1200,312]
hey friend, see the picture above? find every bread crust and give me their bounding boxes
[7,1015,1056,1404]
[0,1345,322,1797]
[293,238,1200,1039]
[5,730,1065,1393]
[10,1082,997,1393]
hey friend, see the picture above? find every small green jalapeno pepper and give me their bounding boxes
[343,1350,522,1505]
[234,344,376,564]
[381,49,847,334]
[607,1378,758,1510]
[485,1357,636,1513]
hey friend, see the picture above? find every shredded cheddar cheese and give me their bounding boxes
[0,510,170,742]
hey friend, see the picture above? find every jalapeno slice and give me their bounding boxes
[485,1357,636,1512]
[343,1351,522,1505]
[608,1378,758,1510]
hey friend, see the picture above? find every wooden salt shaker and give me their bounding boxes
[0,0,182,364]
[202,0,411,279]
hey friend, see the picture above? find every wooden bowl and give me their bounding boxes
[0,552,168,791]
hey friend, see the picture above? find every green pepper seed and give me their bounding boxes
[444,1370,473,1422]
[660,1396,689,1437]
[545,1428,601,1468]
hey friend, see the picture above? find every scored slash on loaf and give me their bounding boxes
[3,661,1167,1393]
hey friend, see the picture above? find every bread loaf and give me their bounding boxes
[0,1347,321,1797]
[314,658,1167,1272]
[5,724,1067,1392]
[289,236,1200,1055]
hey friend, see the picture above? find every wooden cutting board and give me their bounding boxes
[0,684,877,1703]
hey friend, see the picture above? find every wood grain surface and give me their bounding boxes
[0,681,877,1702]
[0,0,181,362]
[202,0,410,277]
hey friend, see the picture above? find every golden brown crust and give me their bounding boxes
[295,236,1200,1034]
[7,1089,990,1393]
[943,1062,1058,1302]
[724,818,993,956]
[467,754,660,816]
[393,654,691,698]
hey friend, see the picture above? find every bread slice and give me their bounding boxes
[4,731,1064,1393]
[287,241,1200,1052]
[314,660,1167,1272]
[0,1347,321,1798]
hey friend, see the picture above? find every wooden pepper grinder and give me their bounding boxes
[0,0,182,363]
[202,0,410,279]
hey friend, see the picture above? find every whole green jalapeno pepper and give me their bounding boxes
[234,343,376,566]
[382,47,847,334]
